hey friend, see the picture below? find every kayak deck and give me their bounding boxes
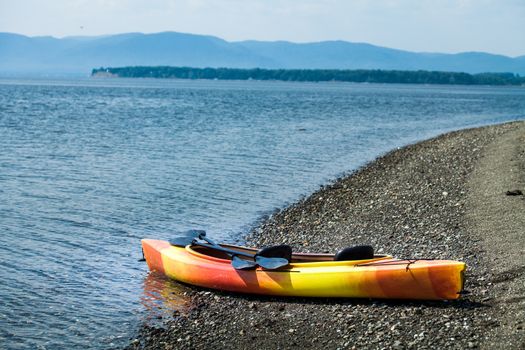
[142,239,466,300]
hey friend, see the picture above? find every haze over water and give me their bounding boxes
[0,78,524,349]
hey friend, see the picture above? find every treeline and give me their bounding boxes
[92,66,525,86]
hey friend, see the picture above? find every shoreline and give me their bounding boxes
[128,120,525,349]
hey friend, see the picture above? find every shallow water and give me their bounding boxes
[0,78,524,349]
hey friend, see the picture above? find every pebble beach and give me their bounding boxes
[128,121,525,350]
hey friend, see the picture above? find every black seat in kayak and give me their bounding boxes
[334,245,374,261]
[256,245,292,262]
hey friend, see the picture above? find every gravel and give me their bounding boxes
[126,121,525,350]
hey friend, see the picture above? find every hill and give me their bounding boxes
[1,32,524,76]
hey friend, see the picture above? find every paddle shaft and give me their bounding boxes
[192,241,255,259]
[197,233,258,269]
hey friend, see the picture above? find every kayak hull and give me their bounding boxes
[142,239,465,300]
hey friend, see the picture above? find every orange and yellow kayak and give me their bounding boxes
[142,239,466,300]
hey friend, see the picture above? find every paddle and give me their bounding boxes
[169,236,289,270]
[188,231,258,270]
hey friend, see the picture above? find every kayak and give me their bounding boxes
[141,239,466,300]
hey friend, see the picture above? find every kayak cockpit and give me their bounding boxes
[187,243,390,264]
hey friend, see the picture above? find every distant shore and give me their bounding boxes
[92,66,525,86]
[127,120,525,350]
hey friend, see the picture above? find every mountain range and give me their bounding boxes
[1,31,524,76]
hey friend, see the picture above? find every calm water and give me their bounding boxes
[0,78,524,349]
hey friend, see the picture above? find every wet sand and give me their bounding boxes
[127,121,525,350]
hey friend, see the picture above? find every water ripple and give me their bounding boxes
[0,78,524,349]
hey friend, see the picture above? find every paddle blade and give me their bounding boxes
[169,236,195,247]
[184,229,206,238]
[255,256,289,270]
[231,256,257,270]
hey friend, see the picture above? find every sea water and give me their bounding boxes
[0,78,524,349]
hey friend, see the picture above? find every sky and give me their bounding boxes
[1,0,524,57]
